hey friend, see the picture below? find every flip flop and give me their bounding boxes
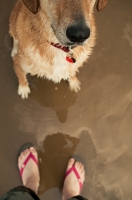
[18,143,38,177]
[64,159,83,191]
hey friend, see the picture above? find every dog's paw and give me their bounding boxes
[18,85,31,99]
[69,77,81,92]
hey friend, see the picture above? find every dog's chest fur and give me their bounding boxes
[21,44,86,82]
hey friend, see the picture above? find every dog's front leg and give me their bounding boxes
[13,57,30,99]
[68,75,81,93]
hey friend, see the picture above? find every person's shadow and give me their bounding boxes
[38,133,80,194]
[29,76,77,123]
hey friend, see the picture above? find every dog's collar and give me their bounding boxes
[50,42,76,63]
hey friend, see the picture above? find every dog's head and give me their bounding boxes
[23,0,108,46]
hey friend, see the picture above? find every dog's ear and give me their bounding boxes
[96,0,108,12]
[23,0,40,14]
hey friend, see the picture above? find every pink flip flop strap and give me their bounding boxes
[20,152,38,177]
[64,166,83,191]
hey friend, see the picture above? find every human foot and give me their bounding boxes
[62,158,85,200]
[18,146,40,193]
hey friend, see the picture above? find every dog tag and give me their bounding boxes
[66,56,76,63]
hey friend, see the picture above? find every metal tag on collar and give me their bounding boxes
[66,47,76,63]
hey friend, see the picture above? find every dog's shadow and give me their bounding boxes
[29,75,77,123]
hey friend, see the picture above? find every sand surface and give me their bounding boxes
[0,0,132,199]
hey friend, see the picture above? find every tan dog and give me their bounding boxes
[9,0,108,99]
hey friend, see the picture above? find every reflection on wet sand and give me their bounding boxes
[29,76,77,123]
[37,130,100,199]
[38,133,80,194]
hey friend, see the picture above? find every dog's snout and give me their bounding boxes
[66,24,90,43]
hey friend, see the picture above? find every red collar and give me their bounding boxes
[50,42,76,63]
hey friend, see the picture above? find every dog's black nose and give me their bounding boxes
[66,24,90,43]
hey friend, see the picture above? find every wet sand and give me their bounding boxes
[0,0,132,199]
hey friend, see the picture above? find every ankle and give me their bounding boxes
[24,180,39,194]
[62,189,79,200]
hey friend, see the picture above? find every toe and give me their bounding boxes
[74,161,85,182]
[18,156,22,162]
[20,149,28,157]
[74,161,81,171]
[67,158,75,170]
[23,150,27,156]
[30,147,37,157]
[24,149,30,156]
[78,162,84,171]
[18,149,30,169]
